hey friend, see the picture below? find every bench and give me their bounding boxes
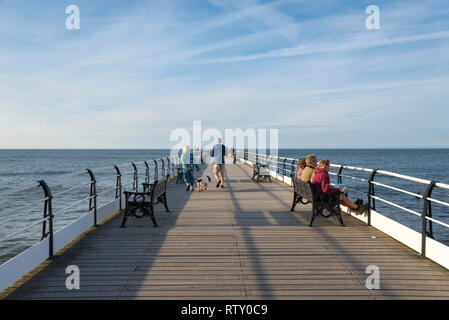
[120,176,170,228]
[252,162,272,183]
[176,166,184,184]
[290,177,344,227]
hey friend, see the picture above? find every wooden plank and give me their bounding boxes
[4,162,449,300]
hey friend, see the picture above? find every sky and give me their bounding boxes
[0,0,449,149]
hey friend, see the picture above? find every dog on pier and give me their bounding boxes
[195,175,211,192]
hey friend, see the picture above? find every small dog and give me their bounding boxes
[195,175,211,192]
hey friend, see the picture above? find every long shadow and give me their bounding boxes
[7,163,425,299]
[225,164,305,299]
[5,167,199,300]
[228,163,381,299]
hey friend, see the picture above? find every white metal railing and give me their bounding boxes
[237,150,449,266]
[0,155,182,292]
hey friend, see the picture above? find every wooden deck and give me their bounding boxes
[4,163,449,300]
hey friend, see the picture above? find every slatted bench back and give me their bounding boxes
[153,177,168,199]
[292,177,314,202]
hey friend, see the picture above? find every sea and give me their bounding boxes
[1,149,448,264]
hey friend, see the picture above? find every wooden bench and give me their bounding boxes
[252,162,272,183]
[290,177,344,227]
[120,176,170,228]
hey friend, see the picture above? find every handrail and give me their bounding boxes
[237,150,449,260]
[0,155,180,265]
[0,183,40,198]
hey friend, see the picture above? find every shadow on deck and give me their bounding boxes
[4,163,449,300]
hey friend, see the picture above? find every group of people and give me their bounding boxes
[181,146,368,215]
[181,138,226,191]
[295,154,369,215]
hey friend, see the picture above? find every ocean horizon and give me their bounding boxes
[1,148,448,264]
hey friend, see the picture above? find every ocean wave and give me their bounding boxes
[0,171,72,177]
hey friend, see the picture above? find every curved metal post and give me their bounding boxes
[161,159,165,178]
[282,158,287,177]
[131,163,138,191]
[421,181,437,258]
[153,160,158,181]
[166,158,170,178]
[144,161,150,184]
[337,165,344,184]
[87,169,98,227]
[114,165,122,209]
[290,159,296,178]
[38,180,54,259]
[367,169,378,226]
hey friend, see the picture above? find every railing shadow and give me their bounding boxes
[5,170,197,300]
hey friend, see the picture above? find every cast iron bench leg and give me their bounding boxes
[308,208,319,227]
[149,204,158,227]
[335,208,345,226]
[120,206,134,228]
[161,194,169,212]
[290,193,300,212]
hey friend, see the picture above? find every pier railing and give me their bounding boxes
[0,155,181,292]
[237,151,449,270]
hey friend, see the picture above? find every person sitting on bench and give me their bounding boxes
[301,154,317,182]
[295,158,306,179]
[312,159,368,215]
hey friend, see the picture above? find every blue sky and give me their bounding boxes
[1,0,449,148]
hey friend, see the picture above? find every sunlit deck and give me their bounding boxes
[4,163,449,300]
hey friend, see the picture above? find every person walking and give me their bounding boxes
[210,138,226,188]
[181,145,196,191]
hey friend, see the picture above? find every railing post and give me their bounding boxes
[337,165,344,184]
[161,159,165,178]
[144,161,150,184]
[290,159,296,178]
[421,181,437,258]
[131,163,138,191]
[166,158,170,178]
[86,169,98,227]
[367,169,378,227]
[38,180,54,260]
[114,165,122,209]
[282,158,287,177]
[153,160,158,181]
[276,156,280,175]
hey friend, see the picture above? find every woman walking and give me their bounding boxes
[181,145,196,191]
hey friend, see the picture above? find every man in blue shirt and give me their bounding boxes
[210,138,227,188]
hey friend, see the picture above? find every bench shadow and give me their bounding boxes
[5,168,197,300]
[227,163,385,299]
[7,162,429,300]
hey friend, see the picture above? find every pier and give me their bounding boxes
[2,161,449,300]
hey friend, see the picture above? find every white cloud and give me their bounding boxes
[1,0,449,148]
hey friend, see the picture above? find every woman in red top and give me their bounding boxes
[312,159,367,215]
